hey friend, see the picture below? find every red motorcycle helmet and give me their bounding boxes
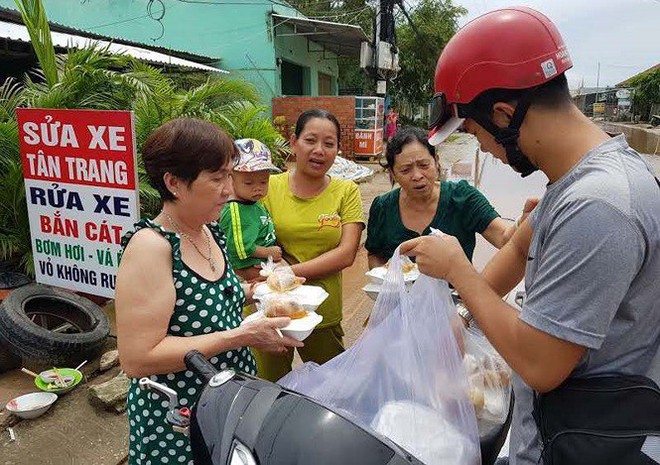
[428,7,573,148]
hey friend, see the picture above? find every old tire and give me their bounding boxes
[0,284,110,366]
[0,271,31,290]
[0,340,21,373]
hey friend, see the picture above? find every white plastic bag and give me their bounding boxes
[385,254,417,273]
[463,326,512,436]
[279,248,481,465]
[259,255,278,277]
[265,265,304,292]
[259,293,308,320]
[372,401,475,465]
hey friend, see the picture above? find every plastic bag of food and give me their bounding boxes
[279,247,480,465]
[259,293,308,320]
[371,401,476,465]
[384,254,418,274]
[259,255,278,277]
[265,265,304,292]
[463,326,512,436]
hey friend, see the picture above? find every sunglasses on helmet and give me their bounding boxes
[428,92,473,129]
[428,92,452,130]
[427,93,471,145]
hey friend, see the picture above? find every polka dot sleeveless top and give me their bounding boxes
[121,219,256,465]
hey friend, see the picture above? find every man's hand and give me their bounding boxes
[520,197,540,223]
[399,235,471,282]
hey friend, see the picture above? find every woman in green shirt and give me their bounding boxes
[366,127,528,268]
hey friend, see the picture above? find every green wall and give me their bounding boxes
[0,0,341,104]
[274,23,339,96]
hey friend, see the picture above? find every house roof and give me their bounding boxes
[571,87,613,97]
[0,18,226,73]
[272,14,368,57]
[616,63,660,87]
[0,7,222,67]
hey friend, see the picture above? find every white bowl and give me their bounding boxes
[365,266,420,285]
[362,281,415,301]
[254,284,329,313]
[242,311,323,342]
[362,283,381,301]
[5,392,58,419]
[278,312,324,341]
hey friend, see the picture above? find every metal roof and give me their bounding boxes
[0,19,227,73]
[0,7,220,65]
[571,87,620,97]
[272,14,368,57]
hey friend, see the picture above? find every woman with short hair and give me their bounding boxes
[366,126,530,269]
[115,118,302,464]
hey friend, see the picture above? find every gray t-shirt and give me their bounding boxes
[510,135,660,465]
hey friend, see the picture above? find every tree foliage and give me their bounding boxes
[288,0,374,33]
[14,0,57,87]
[1,0,288,275]
[391,0,466,114]
[629,69,660,120]
[286,0,375,94]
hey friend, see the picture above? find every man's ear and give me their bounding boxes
[492,102,517,129]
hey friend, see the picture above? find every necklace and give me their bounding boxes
[162,212,217,273]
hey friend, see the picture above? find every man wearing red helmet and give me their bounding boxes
[401,7,660,465]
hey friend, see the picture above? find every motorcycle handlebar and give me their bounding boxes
[184,350,218,384]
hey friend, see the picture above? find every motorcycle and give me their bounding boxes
[141,349,512,465]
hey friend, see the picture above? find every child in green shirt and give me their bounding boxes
[220,138,282,281]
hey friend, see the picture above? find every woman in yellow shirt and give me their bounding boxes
[260,109,365,381]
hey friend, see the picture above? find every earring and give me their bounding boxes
[172,192,177,197]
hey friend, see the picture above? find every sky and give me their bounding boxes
[453,0,659,89]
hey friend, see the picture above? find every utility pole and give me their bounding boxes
[360,0,409,94]
[374,0,383,94]
[373,0,396,96]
